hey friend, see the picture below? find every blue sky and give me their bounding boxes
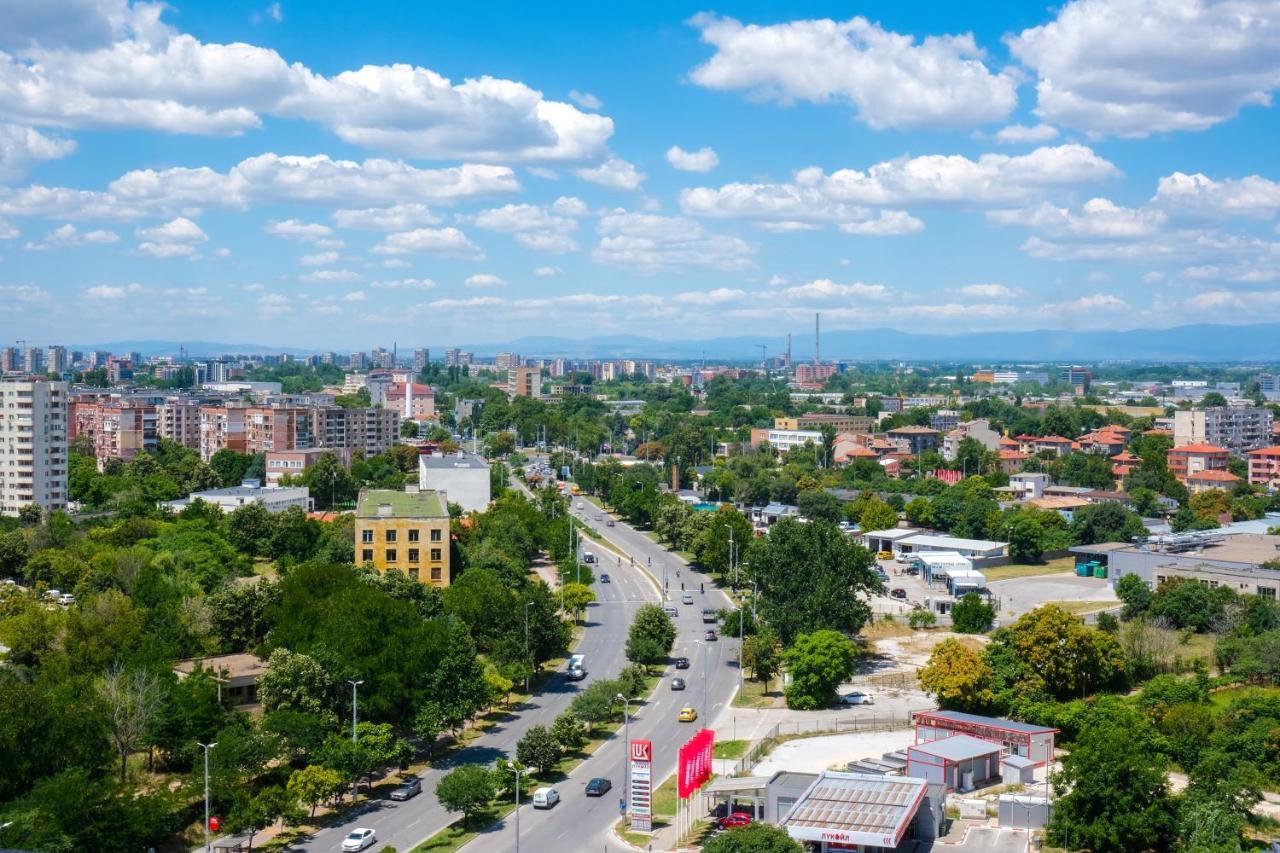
[2,0,1279,349]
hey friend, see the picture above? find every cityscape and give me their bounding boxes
[3,2,1280,853]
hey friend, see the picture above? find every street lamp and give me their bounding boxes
[510,764,523,853]
[198,741,217,853]
[347,680,364,743]
[524,601,534,692]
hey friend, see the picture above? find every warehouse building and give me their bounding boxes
[1073,532,1280,599]
[914,710,1058,768]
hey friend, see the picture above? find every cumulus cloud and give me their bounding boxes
[988,198,1166,239]
[0,122,75,180]
[135,215,206,257]
[299,268,360,283]
[666,145,719,172]
[576,157,644,190]
[993,123,1058,144]
[592,210,755,271]
[464,273,506,288]
[299,250,338,266]
[534,265,562,277]
[265,219,332,240]
[24,222,117,249]
[782,279,890,300]
[85,282,143,299]
[370,277,435,290]
[1043,292,1129,314]
[470,201,582,253]
[0,283,51,304]
[689,13,1018,129]
[372,226,481,257]
[959,283,1020,298]
[332,204,439,230]
[1152,172,1280,219]
[1007,0,1280,137]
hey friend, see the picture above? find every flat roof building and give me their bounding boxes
[418,451,491,513]
[906,734,1003,792]
[162,483,313,514]
[860,529,1007,562]
[914,709,1057,767]
[173,653,267,708]
[355,487,451,586]
[1076,532,1280,599]
[779,770,944,850]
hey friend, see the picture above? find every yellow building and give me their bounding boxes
[774,413,876,433]
[355,488,451,586]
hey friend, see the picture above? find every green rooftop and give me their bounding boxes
[356,489,447,519]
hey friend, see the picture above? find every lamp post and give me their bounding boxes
[511,764,523,853]
[347,680,363,743]
[198,741,217,853]
[524,601,534,692]
[616,693,635,826]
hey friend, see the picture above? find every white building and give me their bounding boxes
[419,451,491,513]
[162,483,313,514]
[763,428,823,453]
[1174,406,1274,454]
[0,379,69,516]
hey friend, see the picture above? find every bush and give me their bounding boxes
[515,725,562,776]
[950,593,995,634]
[908,610,937,629]
[783,630,858,710]
[616,663,648,699]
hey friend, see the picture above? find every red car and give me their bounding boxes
[718,812,753,829]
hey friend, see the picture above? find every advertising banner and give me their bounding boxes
[677,728,716,799]
[629,739,653,832]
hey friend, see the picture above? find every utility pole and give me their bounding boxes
[199,741,217,853]
[347,680,363,742]
[512,764,522,853]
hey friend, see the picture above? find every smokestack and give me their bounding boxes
[814,313,820,366]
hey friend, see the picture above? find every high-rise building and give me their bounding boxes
[0,348,20,374]
[371,347,394,369]
[23,347,43,375]
[70,399,157,462]
[0,379,69,516]
[349,352,367,370]
[444,348,473,367]
[106,357,133,383]
[508,366,541,397]
[45,346,68,375]
[1061,366,1091,389]
[494,352,521,371]
[158,400,202,448]
[87,351,112,369]
[413,348,430,372]
[1174,407,1274,454]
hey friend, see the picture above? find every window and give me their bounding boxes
[408,528,420,542]
[361,529,373,543]
[431,548,442,561]
[1259,586,1276,599]
[430,528,442,542]
[361,549,373,562]
[385,529,397,543]
[385,549,397,563]
[431,567,442,581]
[408,548,420,563]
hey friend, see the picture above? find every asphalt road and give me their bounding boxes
[463,498,742,853]
[287,499,657,851]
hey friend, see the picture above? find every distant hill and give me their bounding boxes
[70,340,318,358]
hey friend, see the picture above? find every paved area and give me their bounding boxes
[988,573,1117,620]
[924,824,1030,852]
[753,730,915,776]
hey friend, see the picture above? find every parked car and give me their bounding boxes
[671,676,686,691]
[389,777,422,800]
[56,593,75,606]
[682,592,694,605]
[877,550,893,560]
[673,657,690,669]
[532,786,560,809]
[341,828,377,851]
[677,706,698,722]
[663,605,679,617]
[890,588,907,600]
[585,777,612,797]
[839,691,875,706]
[599,573,611,583]
[704,629,718,641]
[718,812,753,829]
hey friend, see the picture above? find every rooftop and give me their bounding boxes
[915,709,1058,735]
[909,734,1002,762]
[887,425,940,434]
[185,485,309,499]
[356,488,447,518]
[781,771,927,847]
[1185,470,1240,482]
[419,452,490,471]
[1170,443,1229,454]
[174,653,267,680]
[1248,446,1280,457]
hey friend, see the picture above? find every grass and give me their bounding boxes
[1047,600,1113,616]
[411,802,515,852]
[983,556,1077,582]
[1179,632,1219,668]
[713,739,749,760]
[732,677,782,709]
[652,773,679,817]
[1210,685,1280,709]
[613,817,672,847]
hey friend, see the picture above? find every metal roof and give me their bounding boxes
[916,709,1057,735]
[908,734,1001,762]
[780,770,927,847]
[1002,755,1036,769]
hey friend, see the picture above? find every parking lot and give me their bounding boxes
[988,573,1117,620]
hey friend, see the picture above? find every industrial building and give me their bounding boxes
[859,529,1008,564]
[914,710,1058,768]
[1072,532,1280,599]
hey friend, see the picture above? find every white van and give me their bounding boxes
[532,786,560,809]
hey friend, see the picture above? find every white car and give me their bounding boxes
[57,593,75,606]
[532,786,560,809]
[341,828,377,851]
[839,691,875,706]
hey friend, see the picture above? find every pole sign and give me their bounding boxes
[677,728,716,799]
[629,739,653,832]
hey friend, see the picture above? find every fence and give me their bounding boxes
[728,712,916,777]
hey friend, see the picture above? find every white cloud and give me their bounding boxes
[666,145,719,172]
[1043,292,1129,314]
[300,250,339,266]
[381,258,409,269]
[465,273,506,288]
[0,283,51,303]
[1153,172,1280,219]
[993,123,1058,144]
[300,268,360,283]
[1007,0,1280,137]
[372,226,481,257]
[258,292,291,316]
[370,278,435,290]
[342,289,364,301]
[534,266,561,277]
[265,219,332,240]
[135,215,206,257]
[838,211,924,236]
[267,2,283,23]
[1141,271,1166,284]
[332,204,439,230]
[0,6,615,163]
[988,198,1166,239]
[689,13,1018,129]
[85,282,143,300]
[551,196,588,216]
[592,210,756,271]
[0,123,75,180]
[24,222,118,249]
[471,201,581,253]
[576,157,644,190]
[783,279,890,300]
[959,283,1019,298]
[569,90,602,110]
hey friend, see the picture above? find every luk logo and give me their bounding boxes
[630,740,652,761]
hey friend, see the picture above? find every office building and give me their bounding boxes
[0,379,69,516]
[355,488,451,586]
[0,348,21,374]
[45,346,68,375]
[1061,366,1091,389]
[1174,407,1274,454]
[419,450,491,513]
[23,347,43,375]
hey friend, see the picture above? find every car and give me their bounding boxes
[56,593,75,606]
[663,605,678,617]
[671,676,686,690]
[532,786,560,809]
[877,550,894,561]
[890,588,907,600]
[606,519,615,527]
[673,656,690,669]
[677,706,698,722]
[702,608,718,623]
[704,629,718,641]
[566,667,586,681]
[599,573,611,583]
[682,592,694,605]
[575,502,584,510]
[389,777,422,800]
[341,828,377,851]
[585,777,612,797]
[839,691,875,706]
[718,812,753,829]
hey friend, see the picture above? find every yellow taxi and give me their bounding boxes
[677,707,698,723]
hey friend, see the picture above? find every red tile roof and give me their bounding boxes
[1185,470,1240,482]
[1246,446,1280,457]
[1170,443,1229,454]
[1035,435,1075,444]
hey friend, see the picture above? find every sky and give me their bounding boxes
[2,0,1280,350]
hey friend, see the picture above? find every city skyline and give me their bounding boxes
[2,0,1280,347]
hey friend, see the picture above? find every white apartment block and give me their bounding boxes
[0,379,69,516]
[765,428,823,453]
[1174,407,1274,454]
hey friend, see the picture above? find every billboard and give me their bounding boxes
[629,739,653,832]
[677,728,715,799]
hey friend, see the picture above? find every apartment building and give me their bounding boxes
[494,352,521,371]
[1174,407,1275,454]
[886,425,941,455]
[46,346,68,375]
[1167,443,1230,481]
[941,419,1002,460]
[244,406,313,453]
[312,406,400,456]
[775,413,876,434]
[265,447,349,485]
[384,382,436,419]
[508,366,542,398]
[0,379,69,516]
[199,404,249,461]
[444,348,473,367]
[355,488,451,586]
[69,399,157,462]
[413,348,430,371]
[158,399,201,448]
[1246,446,1280,489]
[794,363,838,384]
[750,427,823,453]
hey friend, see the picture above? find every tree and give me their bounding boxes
[1069,501,1146,546]
[949,593,995,634]
[904,497,934,527]
[797,489,842,523]
[701,822,803,852]
[435,764,497,826]
[858,498,899,533]
[988,605,1126,701]
[1004,512,1045,563]
[783,629,858,710]
[288,764,345,817]
[1151,577,1236,632]
[560,582,595,623]
[1116,572,1153,619]
[516,724,563,776]
[230,784,302,851]
[1046,699,1176,851]
[908,609,937,629]
[301,452,357,510]
[625,603,677,668]
[919,639,994,712]
[550,711,588,752]
[748,519,879,645]
[224,502,274,557]
[17,503,42,526]
[697,505,753,578]
[742,630,782,692]
[257,648,336,718]
[570,679,621,733]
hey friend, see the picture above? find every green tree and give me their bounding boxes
[743,629,782,692]
[300,452,357,510]
[550,711,588,752]
[1069,501,1146,546]
[695,505,753,578]
[701,822,803,852]
[435,764,497,825]
[1115,573,1153,619]
[919,638,994,712]
[224,501,275,557]
[561,582,596,623]
[797,489,843,523]
[287,764,344,818]
[257,648,337,718]
[783,629,858,710]
[987,605,1126,702]
[625,603,677,668]
[229,784,302,851]
[904,497,934,527]
[570,679,621,733]
[949,593,995,634]
[515,724,563,776]
[858,498,899,533]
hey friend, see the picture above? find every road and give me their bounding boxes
[464,497,743,853]
[287,498,658,851]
